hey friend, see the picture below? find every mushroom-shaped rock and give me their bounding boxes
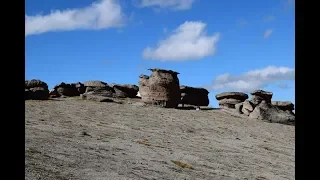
[215,92,248,101]
[180,86,209,106]
[272,101,294,111]
[250,90,273,105]
[249,100,295,125]
[112,84,139,98]
[138,68,181,108]
[83,80,114,97]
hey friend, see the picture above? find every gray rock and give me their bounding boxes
[215,92,248,101]
[272,101,294,111]
[235,102,243,114]
[249,101,295,125]
[218,98,242,108]
[83,81,108,87]
[82,94,114,102]
[242,108,251,116]
[242,99,254,111]
[250,90,273,104]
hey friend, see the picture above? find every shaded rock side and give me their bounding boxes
[250,90,273,105]
[112,84,139,98]
[249,101,295,125]
[272,101,294,111]
[218,98,242,109]
[25,79,49,100]
[54,82,80,97]
[180,86,209,106]
[138,68,181,108]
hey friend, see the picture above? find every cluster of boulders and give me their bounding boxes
[216,90,295,125]
[25,80,49,100]
[25,79,140,101]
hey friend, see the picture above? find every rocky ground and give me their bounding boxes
[25,97,295,180]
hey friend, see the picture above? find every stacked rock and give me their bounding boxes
[25,79,49,100]
[215,92,249,109]
[231,89,295,125]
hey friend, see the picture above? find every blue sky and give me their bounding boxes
[25,0,295,107]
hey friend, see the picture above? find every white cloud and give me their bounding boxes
[264,29,273,39]
[211,66,295,93]
[25,0,125,36]
[135,0,196,10]
[142,21,220,61]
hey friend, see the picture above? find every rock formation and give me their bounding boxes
[138,68,181,108]
[180,86,209,106]
[249,100,295,125]
[272,101,294,112]
[215,92,248,109]
[230,89,295,125]
[25,79,49,100]
[53,82,80,97]
[110,84,139,98]
[250,90,273,105]
[83,80,115,97]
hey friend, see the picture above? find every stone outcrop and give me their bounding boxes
[250,90,273,105]
[53,82,80,97]
[111,84,139,98]
[226,89,295,125]
[249,100,295,125]
[25,79,49,100]
[83,81,115,97]
[272,101,294,111]
[215,92,248,109]
[180,86,209,106]
[138,68,181,108]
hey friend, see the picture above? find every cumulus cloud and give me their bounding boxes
[25,0,125,36]
[142,21,220,61]
[211,66,295,93]
[135,0,196,10]
[264,29,273,39]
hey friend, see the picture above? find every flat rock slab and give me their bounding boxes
[215,92,248,101]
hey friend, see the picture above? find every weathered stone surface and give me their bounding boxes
[83,81,108,87]
[28,87,49,100]
[249,101,295,125]
[215,92,248,101]
[272,101,294,111]
[180,86,209,106]
[112,84,139,98]
[139,68,181,108]
[250,90,273,104]
[235,102,243,114]
[242,108,251,116]
[25,79,49,100]
[25,79,48,89]
[73,82,86,94]
[218,98,242,108]
[242,100,254,111]
[54,82,80,97]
